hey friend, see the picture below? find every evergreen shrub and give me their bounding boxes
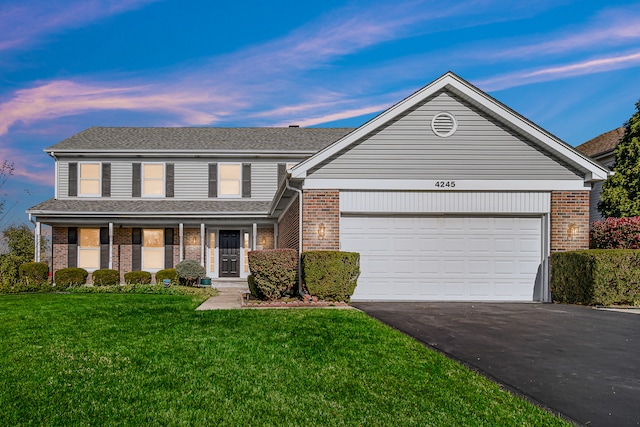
[302,251,360,302]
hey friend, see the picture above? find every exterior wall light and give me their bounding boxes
[567,223,579,239]
[260,236,267,246]
[317,223,326,240]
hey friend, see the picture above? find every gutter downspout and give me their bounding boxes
[285,178,304,295]
[28,213,41,263]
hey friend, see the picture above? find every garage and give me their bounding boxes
[341,215,543,302]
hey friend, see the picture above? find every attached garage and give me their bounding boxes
[342,215,543,301]
[276,72,610,303]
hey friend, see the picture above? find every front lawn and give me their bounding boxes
[0,294,567,426]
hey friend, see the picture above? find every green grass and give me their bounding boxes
[0,294,568,426]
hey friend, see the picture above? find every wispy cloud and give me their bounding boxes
[0,0,159,51]
[476,50,640,91]
[0,80,241,136]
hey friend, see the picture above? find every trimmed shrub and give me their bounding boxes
[155,268,177,284]
[302,251,360,302]
[247,274,264,299]
[551,250,640,306]
[176,260,205,286]
[248,249,297,300]
[591,216,640,249]
[55,267,88,289]
[124,270,152,285]
[19,262,49,286]
[92,269,120,286]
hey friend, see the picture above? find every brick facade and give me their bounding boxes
[52,226,68,275]
[257,227,275,250]
[302,189,340,252]
[277,197,299,250]
[550,190,590,252]
[184,228,202,262]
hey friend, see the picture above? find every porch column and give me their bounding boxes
[200,223,205,267]
[108,223,113,269]
[179,223,184,262]
[252,223,257,250]
[273,223,278,249]
[34,221,41,262]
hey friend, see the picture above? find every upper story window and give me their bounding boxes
[143,163,164,197]
[78,228,100,270]
[79,163,101,196]
[219,164,242,197]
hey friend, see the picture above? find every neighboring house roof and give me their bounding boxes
[575,127,625,159]
[46,127,354,153]
[290,71,611,183]
[29,199,271,217]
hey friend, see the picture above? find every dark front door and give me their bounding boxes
[219,230,240,277]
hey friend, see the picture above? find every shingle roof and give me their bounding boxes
[28,199,271,215]
[576,127,625,158]
[46,127,354,152]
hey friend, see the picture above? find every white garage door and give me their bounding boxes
[341,216,542,302]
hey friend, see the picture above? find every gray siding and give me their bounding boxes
[111,162,132,198]
[589,155,615,224]
[175,163,208,199]
[251,163,278,200]
[308,91,582,181]
[57,158,282,200]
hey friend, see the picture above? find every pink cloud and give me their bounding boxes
[0,80,238,136]
[0,0,159,52]
[476,51,640,91]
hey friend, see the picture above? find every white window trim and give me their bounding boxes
[142,162,165,198]
[142,228,165,272]
[78,162,102,197]
[218,162,242,199]
[77,228,101,271]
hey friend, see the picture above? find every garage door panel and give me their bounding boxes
[343,216,542,301]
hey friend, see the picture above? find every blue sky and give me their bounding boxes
[1,0,640,226]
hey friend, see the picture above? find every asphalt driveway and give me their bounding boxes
[352,302,640,426]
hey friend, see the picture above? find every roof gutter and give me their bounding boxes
[285,178,304,295]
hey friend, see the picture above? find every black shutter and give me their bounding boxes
[132,228,141,271]
[165,163,174,198]
[208,163,217,198]
[164,228,174,269]
[100,227,109,269]
[68,228,77,268]
[132,163,141,197]
[242,163,251,198]
[68,163,78,197]
[102,163,111,197]
[277,163,286,184]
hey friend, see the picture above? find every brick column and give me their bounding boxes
[257,227,275,250]
[114,227,132,281]
[550,191,590,252]
[52,227,68,276]
[302,190,340,252]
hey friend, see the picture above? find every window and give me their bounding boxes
[78,228,100,269]
[219,164,241,197]
[142,229,164,270]
[79,163,101,196]
[143,163,164,196]
[209,232,216,273]
[244,232,250,273]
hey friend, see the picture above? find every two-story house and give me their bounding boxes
[28,72,610,302]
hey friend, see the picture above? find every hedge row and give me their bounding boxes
[551,250,640,306]
[247,249,360,302]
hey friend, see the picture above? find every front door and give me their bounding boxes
[219,230,240,277]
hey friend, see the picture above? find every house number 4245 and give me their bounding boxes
[435,181,455,188]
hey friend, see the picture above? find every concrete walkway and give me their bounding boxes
[196,284,247,310]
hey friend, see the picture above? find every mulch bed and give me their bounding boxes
[241,294,350,308]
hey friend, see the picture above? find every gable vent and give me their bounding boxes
[431,112,457,138]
